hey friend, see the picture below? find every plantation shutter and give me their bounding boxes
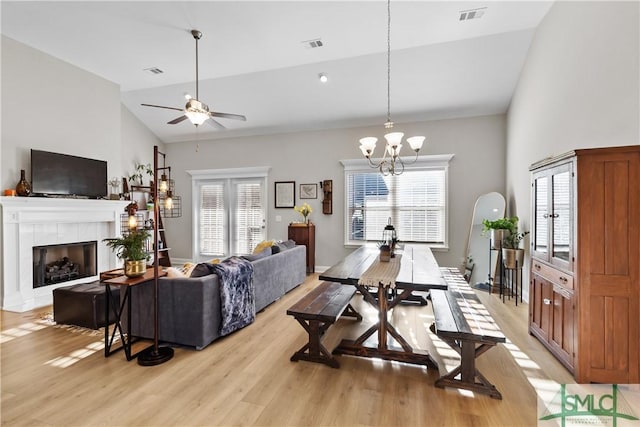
[199,182,225,256]
[233,180,265,255]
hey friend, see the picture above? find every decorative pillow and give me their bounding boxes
[190,263,214,278]
[253,240,275,254]
[242,246,272,261]
[282,239,296,249]
[165,267,187,278]
[180,262,197,277]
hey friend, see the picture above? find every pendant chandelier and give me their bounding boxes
[359,0,425,176]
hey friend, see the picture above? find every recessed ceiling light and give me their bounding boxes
[318,73,328,83]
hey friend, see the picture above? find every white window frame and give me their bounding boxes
[187,166,270,261]
[340,154,454,249]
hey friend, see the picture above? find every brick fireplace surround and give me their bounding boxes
[0,197,128,312]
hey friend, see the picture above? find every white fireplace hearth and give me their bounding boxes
[1,197,129,312]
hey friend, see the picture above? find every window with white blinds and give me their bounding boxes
[233,181,264,255]
[343,156,452,247]
[199,182,226,256]
[195,175,267,259]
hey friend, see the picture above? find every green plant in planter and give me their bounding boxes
[502,230,530,249]
[482,216,519,235]
[104,229,151,277]
[103,229,151,261]
[128,163,153,186]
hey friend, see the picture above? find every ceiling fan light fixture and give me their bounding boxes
[185,110,209,126]
[141,29,246,127]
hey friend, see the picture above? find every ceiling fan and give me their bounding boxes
[141,29,246,129]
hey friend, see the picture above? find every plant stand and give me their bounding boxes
[501,261,523,305]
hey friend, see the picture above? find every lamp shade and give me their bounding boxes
[384,132,404,147]
[185,111,209,126]
[359,137,378,155]
[407,136,425,151]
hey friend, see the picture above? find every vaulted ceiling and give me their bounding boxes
[1,1,554,143]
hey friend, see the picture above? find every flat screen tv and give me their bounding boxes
[31,149,107,199]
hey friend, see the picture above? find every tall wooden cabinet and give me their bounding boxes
[288,223,315,273]
[529,146,639,383]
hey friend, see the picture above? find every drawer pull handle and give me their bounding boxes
[535,264,541,270]
[559,276,568,283]
[543,298,551,305]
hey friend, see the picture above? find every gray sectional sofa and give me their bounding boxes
[125,244,306,350]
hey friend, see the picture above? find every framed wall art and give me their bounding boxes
[299,183,317,199]
[275,181,295,208]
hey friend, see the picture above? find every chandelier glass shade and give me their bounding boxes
[358,0,426,176]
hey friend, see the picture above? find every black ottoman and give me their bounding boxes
[53,281,120,329]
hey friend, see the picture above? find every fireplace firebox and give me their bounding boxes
[33,241,97,288]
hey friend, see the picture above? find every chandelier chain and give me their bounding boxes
[386,0,391,126]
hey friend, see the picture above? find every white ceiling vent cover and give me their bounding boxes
[144,67,164,75]
[302,38,324,49]
[459,7,486,21]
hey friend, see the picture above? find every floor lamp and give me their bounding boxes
[137,145,174,366]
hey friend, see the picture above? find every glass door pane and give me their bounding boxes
[552,171,571,262]
[232,179,266,255]
[534,176,549,255]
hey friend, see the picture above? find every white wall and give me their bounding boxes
[506,1,639,300]
[1,35,162,197]
[164,114,506,269]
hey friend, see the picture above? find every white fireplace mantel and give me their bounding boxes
[1,197,129,312]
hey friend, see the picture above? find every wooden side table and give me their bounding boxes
[102,268,166,361]
[288,223,315,273]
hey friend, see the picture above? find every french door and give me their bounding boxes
[195,177,266,260]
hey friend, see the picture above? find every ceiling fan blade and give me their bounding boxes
[205,118,226,129]
[141,103,183,112]
[167,115,189,125]
[210,111,247,121]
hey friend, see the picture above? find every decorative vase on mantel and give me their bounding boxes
[15,169,32,197]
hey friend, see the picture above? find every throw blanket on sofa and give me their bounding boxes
[209,257,255,336]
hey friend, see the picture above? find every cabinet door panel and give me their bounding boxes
[550,288,574,368]
[532,174,549,259]
[551,170,571,266]
[530,274,546,338]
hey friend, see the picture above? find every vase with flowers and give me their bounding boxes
[294,202,313,225]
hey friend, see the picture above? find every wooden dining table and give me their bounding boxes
[319,243,447,368]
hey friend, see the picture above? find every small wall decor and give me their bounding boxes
[275,181,295,208]
[299,183,317,199]
[321,180,333,214]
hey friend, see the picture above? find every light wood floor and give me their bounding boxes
[1,274,574,426]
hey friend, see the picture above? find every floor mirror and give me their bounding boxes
[465,192,505,289]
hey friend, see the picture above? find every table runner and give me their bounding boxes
[357,254,402,289]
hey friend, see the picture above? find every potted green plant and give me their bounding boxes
[482,216,518,249]
[128,162,153,186]
[502,225,530,269]
[103,229,151,277]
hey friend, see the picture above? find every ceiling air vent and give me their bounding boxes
[459,7,486,21]
[302,38,324,49]
[143,67,164,75]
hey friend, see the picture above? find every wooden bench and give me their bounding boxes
[430,267,506,399]
[287,281,362,368]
